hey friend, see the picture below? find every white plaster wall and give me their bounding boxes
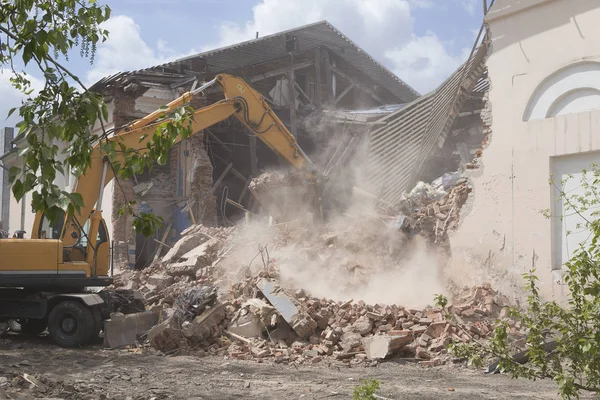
[448,0,600,300]
[2,103,115,239]
[7,192,34,237]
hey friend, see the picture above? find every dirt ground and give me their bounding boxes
[0,334,572,400]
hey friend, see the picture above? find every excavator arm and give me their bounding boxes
[31,74,318,254]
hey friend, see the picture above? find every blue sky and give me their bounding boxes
[0,0,484,127]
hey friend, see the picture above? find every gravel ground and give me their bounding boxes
[0,334,569,400]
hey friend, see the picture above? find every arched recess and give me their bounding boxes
[523,61,600,121]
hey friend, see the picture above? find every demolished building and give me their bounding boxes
[85,21,423,268]
[0,20,489,273]
[89,21,489,269]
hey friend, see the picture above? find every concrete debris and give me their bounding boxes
[110,212,524,365]
[379,174,470,245]
[228,298,276,338]
[103,310,160,349]
[257,279,317,339]
[362,332,413,359]
[181,302,226,345]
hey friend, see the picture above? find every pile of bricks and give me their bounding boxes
[113,224,235,311]
[213,281,521,366]
[131,265,523,366]
[411,182,472,243]
[110,185,521,366]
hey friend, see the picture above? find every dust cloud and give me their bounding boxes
[218,127,449,309]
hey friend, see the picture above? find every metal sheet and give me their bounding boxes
[364,42,489,205]
[89,21,419,104]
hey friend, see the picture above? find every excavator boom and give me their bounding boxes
[30,74,319,270]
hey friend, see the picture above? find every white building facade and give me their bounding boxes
[449,0,600,299]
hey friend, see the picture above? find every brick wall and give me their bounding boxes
[109,88,138,266]
[109,88,218,266]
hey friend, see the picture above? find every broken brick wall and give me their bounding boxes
[109,88,217,267]
[108,87,139,267]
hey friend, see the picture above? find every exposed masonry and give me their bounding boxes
[109,91,218,266]
[480,85,493,151]
[109,88,138,266]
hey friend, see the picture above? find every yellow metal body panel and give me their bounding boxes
[0,239,63,272]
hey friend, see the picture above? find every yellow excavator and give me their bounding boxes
[0,74,321,347]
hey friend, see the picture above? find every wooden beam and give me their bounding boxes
[333,83,355,105]
[294,81,312,105]
[322,49,333,104]
[314,48,322,108]
[330,65,385,105]
[229,165,247,182]
[238,176,253,204]
[249,59,313,83]
[206,129,232,153]
[152,219,173,262]
[211,162,233,194]
[288,70,297,137]
[205,60,315,95]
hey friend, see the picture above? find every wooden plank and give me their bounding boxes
[211,162,234,193]
[314,47,322,108]
[249,60,313,83]
[322,49,333,104]
[238,176,253,203]
[294,81,312,105]
[288,70,297,137]
[152,219,173,262]
[330,65,384,105]
[229,166,247,182]
[333,83,355,105]
[206,129,232,153]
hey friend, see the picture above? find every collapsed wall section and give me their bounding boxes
[110,89,217,269]
[109,87,138,268]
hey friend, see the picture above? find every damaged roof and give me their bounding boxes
[366,39,489,204]
[90,21,420,104]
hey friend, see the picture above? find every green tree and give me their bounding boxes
[450,165,600,399]
[1,0,193,234]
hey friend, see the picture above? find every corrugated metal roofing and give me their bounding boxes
[90,21,419,103]
[365,40,489,204]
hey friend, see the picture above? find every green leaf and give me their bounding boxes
[7,107,17,119]
[12,180,24,201]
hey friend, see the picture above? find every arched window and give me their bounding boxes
[523,62,600,121]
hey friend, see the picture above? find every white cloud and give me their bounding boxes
[385,32,470,94]
[86,15,197,85]
[0,70,44,128]
[461,0,478,16]
[204,0,414,57]
[205,0,469,94]
[408,0,434,8]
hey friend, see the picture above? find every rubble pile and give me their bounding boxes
[108,169,518,367]
[115,234,523,365]
[378,172,471,244]
[114,224,235,309]
[412,182,471,242]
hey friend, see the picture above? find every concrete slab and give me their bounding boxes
[103,310,159,349]
[257,280,317,339]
